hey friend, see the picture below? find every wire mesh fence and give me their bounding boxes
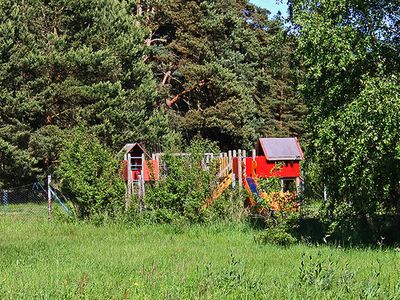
[0,184,48,218]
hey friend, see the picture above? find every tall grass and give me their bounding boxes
[0,217,399,299]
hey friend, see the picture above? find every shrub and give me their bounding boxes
[143,138,224,224]
[255,212,299,246]
[58,129,125,219]
[255,226,297,246]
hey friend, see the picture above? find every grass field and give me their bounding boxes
[1,217,400,299]
[1,203,47,218]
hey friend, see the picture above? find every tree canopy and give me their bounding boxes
[142,0,305,149]
[289,0,400,239]
[0,0,304,187]
[0,0,158,186]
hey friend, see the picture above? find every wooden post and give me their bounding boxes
[138,175,143,213]
[47,175,52,220]
[238,150,242,193]
[139,154,146,212]
[231,150,236,188]
[126,153,132,210]
[252,149,256,161]
[296,177,301,195]
[229,150,234,189]
[228,150,232,171]
[242,150,247,178]
[141,154,146,197]
[223,153,227,176]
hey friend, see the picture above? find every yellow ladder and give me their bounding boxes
[202,173,233,209]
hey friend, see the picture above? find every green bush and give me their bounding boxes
[143,138,233,224]
[255,212,299,246]
[255,226,297,246]
[58,129,125,219]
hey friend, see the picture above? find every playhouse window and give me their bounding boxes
[130,156,142,171]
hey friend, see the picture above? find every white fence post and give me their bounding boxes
[47,175,52,220]
[126,153,132,211]
[238,150,242,193]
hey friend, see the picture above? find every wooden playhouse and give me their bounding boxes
[121,143,159,182]
[233,137,304,191]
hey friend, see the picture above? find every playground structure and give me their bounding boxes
[119,138,304,212]
[118,143,159,211]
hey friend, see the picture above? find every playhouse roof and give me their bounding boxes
[121,143,151,159]
[257,138,304,161]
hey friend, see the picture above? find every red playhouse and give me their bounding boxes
[233,137,304,191]
[120,143,159,182]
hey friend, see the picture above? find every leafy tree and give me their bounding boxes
[261,17,306,137]
[0,138,38,189]
[0,0,159,186]
[58,129,125,219]
[289,0,400,240]
[28,125,66,173]
[0,0,307,190]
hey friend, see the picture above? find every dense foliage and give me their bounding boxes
[142,0,305,149]
[2,0,399,243]
[0,0,161,187]
[143,138,237,224]
[0,0,304,187]
[58,130,125,218]
[289,0,400,241]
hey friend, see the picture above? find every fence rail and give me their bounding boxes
[1,185,47,218]
[0,182,71,219]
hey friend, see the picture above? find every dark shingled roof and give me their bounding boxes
[257,138,304,161]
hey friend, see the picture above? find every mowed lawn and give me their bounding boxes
[1,217,400,299]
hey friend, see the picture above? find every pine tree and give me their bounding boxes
[0,0,307,187]
[0,0,159,186]
[141,0,306,149]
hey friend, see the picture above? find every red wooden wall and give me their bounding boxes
[143,160,159,181]
[233,156,300,179]
[121,160,159,181]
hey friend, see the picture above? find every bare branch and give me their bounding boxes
[145,38,167,46]
[166,80,206,107]
[160,71,172,86]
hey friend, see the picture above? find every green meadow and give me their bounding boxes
[1,217,399,299]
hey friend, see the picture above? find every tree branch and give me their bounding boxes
[166,80,206,107]
[145,38,167,46]
[160,71,172,86]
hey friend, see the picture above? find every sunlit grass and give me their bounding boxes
[0,217,399,299]
[0,203,47,218]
